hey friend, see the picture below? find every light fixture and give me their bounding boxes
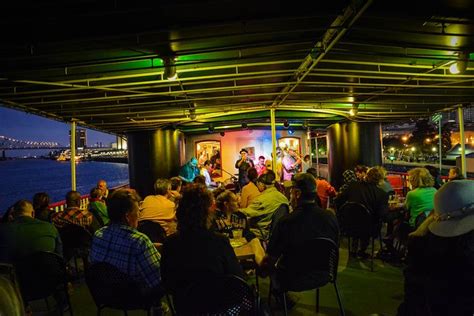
[242,122,248,129]
[163,56,178,80]
[208,124,214,133]
[220,131,225,137]
[189,108,196,120]
[288,129,294,135]
[449,51,469,74]
[349,104,359,116]
[283,120,290,128]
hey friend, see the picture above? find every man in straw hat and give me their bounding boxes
[398,180,474,316]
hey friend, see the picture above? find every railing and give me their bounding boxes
[49,183,129,212]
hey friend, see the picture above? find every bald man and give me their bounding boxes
[0,200,62,263]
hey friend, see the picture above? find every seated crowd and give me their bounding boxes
[0,163,472,315]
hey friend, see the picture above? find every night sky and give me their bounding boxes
[0,106,116,146]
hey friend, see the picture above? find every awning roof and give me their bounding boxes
[1,0,473,135]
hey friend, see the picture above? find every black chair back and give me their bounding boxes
[338,202,376,238]
[85,262,157,311]
[15,251,69,302]
[173,274,255,315]
[57,223,92,262]
[280,237,339,292]
[137,220,166,243]
[268,203,290,240]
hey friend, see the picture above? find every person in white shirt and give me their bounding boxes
[201,160,217,188]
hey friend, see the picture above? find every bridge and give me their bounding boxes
[0,135,65,150]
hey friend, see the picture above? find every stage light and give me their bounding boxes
[163,56,178,80]
[449,52,468,74]
[242,122,248,129]
[208,124,215,133]
[283,120,290,128]
[349,104,358,116]
[220,131,225,137]
[288,129,294,135]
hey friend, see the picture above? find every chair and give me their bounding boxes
[268,203,290,240]
[338,201,381,272]
[15,251,73,315]
[269,237,344,316]
[137,220,166,243]
[86,262,164,315]
[171,274,257,316]
[57,224,92,276]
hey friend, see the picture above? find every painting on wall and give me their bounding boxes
[278,137,301,154]
[242,146,256,160]
[195,140,222,176]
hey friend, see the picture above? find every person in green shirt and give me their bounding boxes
[405,168,437,227]
[89,187,110,226]
[0,200,62,263]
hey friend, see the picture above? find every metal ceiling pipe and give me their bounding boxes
[457,106,467,177]
[271,0,374,107]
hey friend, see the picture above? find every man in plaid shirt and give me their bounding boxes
[90,189,161,290]
[52,191,99,232]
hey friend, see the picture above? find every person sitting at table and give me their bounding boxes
[178,157,200,184]
[448,166,465,181]
[89,187,109,226]
[139,178,177,236]
[212,189,266,265]
[90,189,162,296]
[32,192,53,223]
[306,168,333,209]
[333,169,356,211]
[0,199,63,263]
[397,180,474,316]
[239,170,289,241]
[354,164,368,182]
[161,184,244,306]
[200,160,218,188]
[52,191,100,233]
[405,167,437,228]
[168,177,182,203]
[239,167,261,208]
[335,167,389,258]
[259,172,340,309]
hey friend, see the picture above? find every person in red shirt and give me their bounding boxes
[306,168,336,209]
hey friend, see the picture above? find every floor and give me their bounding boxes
[29,238,405,316]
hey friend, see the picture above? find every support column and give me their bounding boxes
[458,106,467,178]
[70,120,77,191]
[270,108,277,170]
[127,129,184,198]
[327,121,382,188]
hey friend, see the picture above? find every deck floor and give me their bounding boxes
[30,239,405,316]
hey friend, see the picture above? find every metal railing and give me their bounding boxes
[49,184,129,212]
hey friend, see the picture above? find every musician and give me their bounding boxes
[282,146,302,181]
[235,148,254,190]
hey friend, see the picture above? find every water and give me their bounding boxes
[0,159,129,214]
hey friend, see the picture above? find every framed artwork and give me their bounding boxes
[242,146,255,160]
[195,140,222,176]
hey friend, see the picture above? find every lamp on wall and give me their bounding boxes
[163,56,178,80]
[449,51,469,74]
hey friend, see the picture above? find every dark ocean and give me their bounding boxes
[0,159,129,215]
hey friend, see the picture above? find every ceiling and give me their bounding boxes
[1,0,474,135]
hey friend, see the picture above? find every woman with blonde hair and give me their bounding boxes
[405,168,436,227]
